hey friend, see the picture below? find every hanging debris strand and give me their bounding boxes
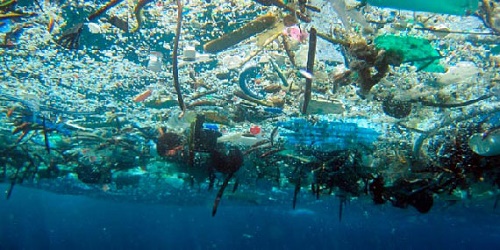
[172,0,186,115]
[301,28,317,114]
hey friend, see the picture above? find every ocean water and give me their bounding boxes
[1,184,499,250]
[2,0,500,249]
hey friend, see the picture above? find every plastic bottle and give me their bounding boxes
[468,131,500,157]
[365,0,479,15]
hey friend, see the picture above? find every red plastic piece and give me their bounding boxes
[250,125,261,135]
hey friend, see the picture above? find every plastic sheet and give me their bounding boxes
[277,118,379,151]
[374,35,445,72]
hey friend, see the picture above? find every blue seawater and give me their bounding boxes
[1,184,499,250]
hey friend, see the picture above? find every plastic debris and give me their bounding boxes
[133,89,153,102]
[204,13,277,53]
[277,118,380,151]
[374,35,445,72]
[468,130,500,156]
[2,0,500,219]
[239,65,265,100]
[249,125,261,135]
[183,45,196,61]
[302,99,345,115]
[147,51,163,72]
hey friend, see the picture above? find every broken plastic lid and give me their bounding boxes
[374,35,445,73]
[365,0,478,16]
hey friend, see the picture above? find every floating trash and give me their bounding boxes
[239,64,265,100]
[249,125,261,135]
[1,0,500,224]
[147,51,163,72]
[469,130,500,156]
[374,35,445,72]
[277,118,380,151]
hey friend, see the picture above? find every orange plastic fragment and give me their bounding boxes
[133,89,152,102]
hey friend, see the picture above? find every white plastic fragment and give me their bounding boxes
[183,45,196,61]
[87,22,101,34]
[436,61,479,85]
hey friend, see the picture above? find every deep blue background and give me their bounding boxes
[1,184,499,250]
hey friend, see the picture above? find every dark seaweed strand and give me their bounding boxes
[212,172,235,216]
[301,28,317,114]
[173,0,186,114]
[88,0,123,21]
[34,0,44,12]
[339,197,346,222]
[402,55,446,64]
[232,178,239,193]
[414,27,494,35]
[6,166,21,200]
[416,50,444,72]
[292,176,301,209]
[419,94,491,108]
[42,116,50,154]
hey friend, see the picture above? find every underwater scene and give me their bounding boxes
[1,0,500,249]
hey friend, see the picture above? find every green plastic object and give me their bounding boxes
[366,0,479,15]
[491,45,500,55]
[374,35,445,73]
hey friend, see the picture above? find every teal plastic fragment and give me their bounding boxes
[491,46,500,55]
[374,35,445,73]
[366,0,479,16]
